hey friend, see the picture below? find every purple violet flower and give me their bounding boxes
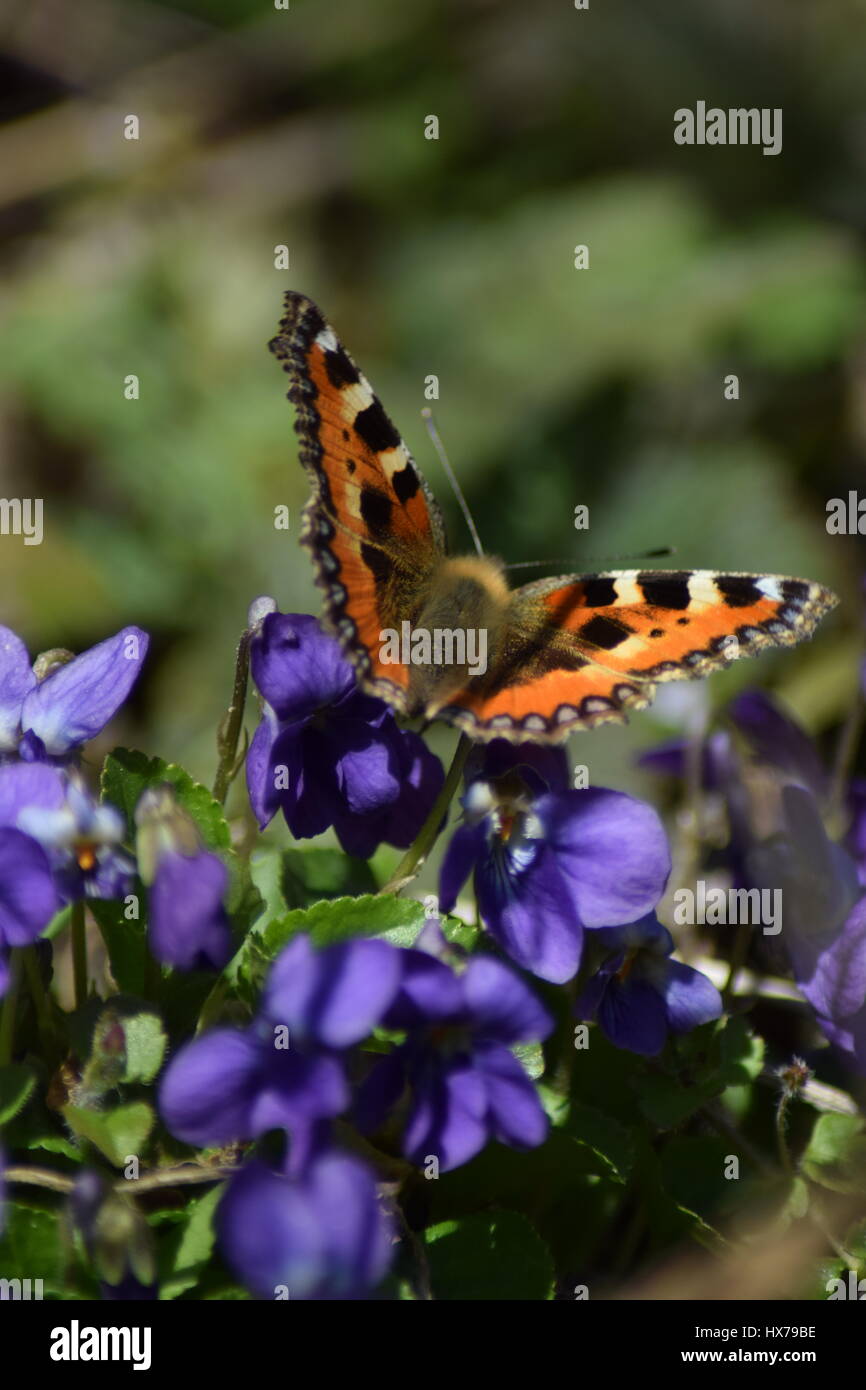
[0,625,148,762]
[148,850,232,972]
[0,764,66,989]
[575,914,723,1056]
[246,611,443,857]
[0,825,59,996]
[750,784,866,1073]
[159,935,403,1153]
[357,948,553,1171]
[845,778,866,887]
[217,1150,394,1300]
[642,695,866,1071]
[789,893,866,1073]
[439,749,671,983]
[19,774,135,902]
[135,786,232,972]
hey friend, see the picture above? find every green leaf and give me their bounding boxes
[637,1072,718,1129]
[280,847,378,908]
[717,1014,765,1083]
[802,1113,866,1193]
[225,893,427,1000]
[159,1185,223,1299]
[560,1101,634,1184]
[101,747,231,852]
[0,1062,37,1125]
[3,1092,82,1161]
[225,865,265,936]
[425,1210,554,1300]
[569,1024,647,1122]
[422,1132,616,1275]
[635,1135,728,1254]
[660,1135,747,1220]
[0,1199,98,1298]
[63,1101,154,1168]
[24,1133,82,1161]
[89,895,148,997]
[637,1017,765,1129]
[275,893,427,949]
[97,751,264,1016]
[121,1009,167,1084]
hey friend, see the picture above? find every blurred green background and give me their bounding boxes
[1,0,865,824]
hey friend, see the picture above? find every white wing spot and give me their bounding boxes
[755,577,783,600]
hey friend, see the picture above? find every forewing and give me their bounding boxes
[270,292,447,708]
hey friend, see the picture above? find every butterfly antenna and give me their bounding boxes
[505,558,582,571]
[422,407,485,558]
[504,546,675,572]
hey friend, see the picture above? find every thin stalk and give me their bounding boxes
[2,1165,74,1195]
[71,898,88,1010]
[379,733,471,895]
[213,629,251,805]
[21,945,57,1058]
[722,920,752,1006]
[3,1163,241,1197]
[114,1165,241,1194]
[775,1092,794,1176]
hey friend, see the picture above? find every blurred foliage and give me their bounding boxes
[1,0,865,809]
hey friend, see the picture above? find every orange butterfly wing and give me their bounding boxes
[269,292,446,709]
[273,294,837,745]
[437,569,837,743]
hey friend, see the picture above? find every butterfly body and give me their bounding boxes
[402,554,510,716]
[270,292,837,744]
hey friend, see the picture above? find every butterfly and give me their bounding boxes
[269,291,838,745]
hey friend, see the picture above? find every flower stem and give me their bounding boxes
[21,945,57,1059]
[775,1091,794,1176]
[2,1162,241,1196]
[0,950,22,1065]
[71,898,88,1010]
[2,1165,74,1194]
[213,629,251,805]
[379,733,471,895]
[722,920,751,1006]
